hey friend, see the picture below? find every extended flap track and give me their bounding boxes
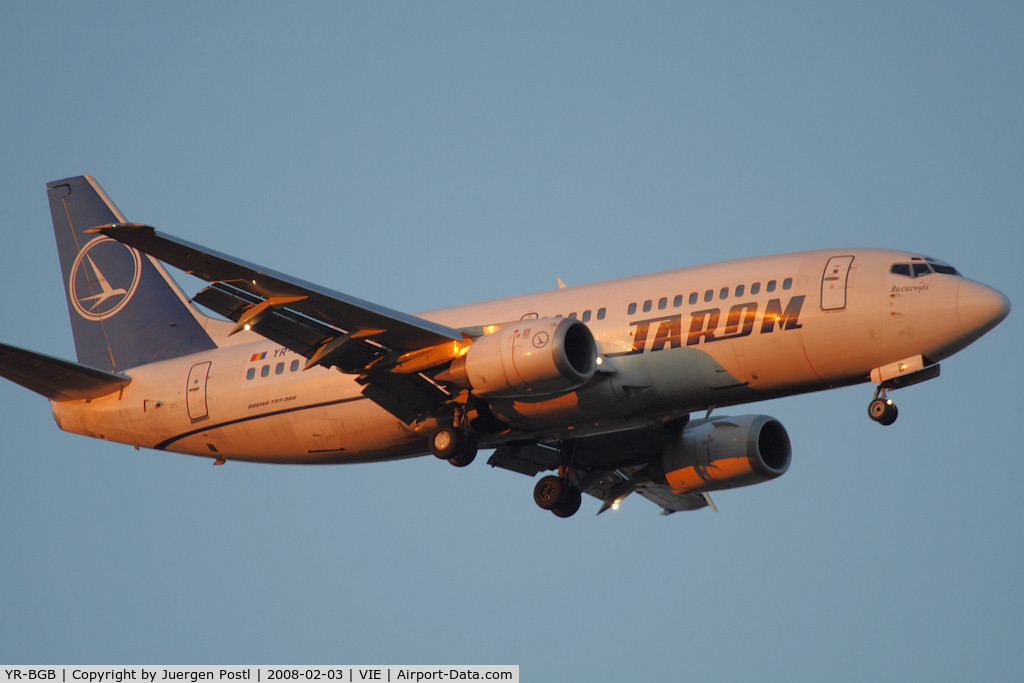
[193,282,454,424]
[194,283,387,373]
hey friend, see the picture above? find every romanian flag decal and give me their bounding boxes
[250,352,267,362]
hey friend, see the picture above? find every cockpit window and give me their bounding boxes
[891,258,962,278]
[925,257,961,275]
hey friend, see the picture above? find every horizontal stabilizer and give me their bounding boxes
[0,341,131,401]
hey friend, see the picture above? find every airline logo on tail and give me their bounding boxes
[68,235,142,321]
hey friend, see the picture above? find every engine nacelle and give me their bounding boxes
[661,415,792,494]
[447,317,597,398]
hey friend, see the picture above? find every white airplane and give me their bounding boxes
[0,176,1010,517]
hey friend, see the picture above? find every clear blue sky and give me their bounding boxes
[2,2,1022,679]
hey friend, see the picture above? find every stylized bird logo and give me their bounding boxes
[69,235,142,321]
[76,254,128,311]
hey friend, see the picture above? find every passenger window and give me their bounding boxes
[628,302,637,315]
[597,308,606,320]
[689,292,698,305]
[260,365,270,378]
[751,282,761,295]
[783,278,793,290]
[767,280,777,292]
[246,368,255,380]
[643,300,652,313]
[291,360,300,372]
[581,310,591,322]
[568,312,578,319]
[276,363,285,375]
[735,285,745,297]
[719,287,729,300]
[704,290,714,302]
[673,294,682,307]
[658,297,667,310]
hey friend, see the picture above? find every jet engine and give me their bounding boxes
[446,317,597,398]
[659,415,792,494]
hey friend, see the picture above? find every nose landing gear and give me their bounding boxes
[865,362,941,427]
[868,387,898,426]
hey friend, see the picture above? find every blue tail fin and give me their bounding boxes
[47,175,218,372]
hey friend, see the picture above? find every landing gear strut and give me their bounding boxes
[533,471,582,518]
[868,387,898,426]
[430,425,478,467]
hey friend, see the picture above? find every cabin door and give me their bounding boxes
[187,361,212,423]
[821,256,854,310]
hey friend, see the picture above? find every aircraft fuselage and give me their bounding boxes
[50,247,1007,464]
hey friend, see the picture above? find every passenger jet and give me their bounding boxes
[0,176,1010,517]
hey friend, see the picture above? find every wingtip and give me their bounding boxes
[84,222,153,235]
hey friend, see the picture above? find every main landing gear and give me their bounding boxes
[533,470,583,518]
[429,424,478,467]
[867,387,899,426]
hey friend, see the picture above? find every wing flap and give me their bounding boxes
[358,372,452,423]
[579,467,710,515]
[488,441,562,476]
[633,482,710,515]
[194,282,348,360]
[0,341,131,401]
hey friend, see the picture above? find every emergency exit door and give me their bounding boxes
[187,361,212,423]
[821,256,854,310]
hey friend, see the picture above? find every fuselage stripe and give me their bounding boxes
[153,395,369,451]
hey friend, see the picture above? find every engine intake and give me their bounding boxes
[661,414,792,494]
[447,317,597,398]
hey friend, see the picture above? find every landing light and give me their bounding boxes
[595,356,603,366]
[612,501,620,511]
[244,323,252,331]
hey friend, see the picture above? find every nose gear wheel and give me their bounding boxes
[868,387,898,426]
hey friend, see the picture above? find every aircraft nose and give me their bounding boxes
[957,278,1011,340]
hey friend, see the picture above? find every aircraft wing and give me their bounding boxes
[586,468,711,515]
[0,341,131,401]
[488,424,711,516]
[90,223,465,421]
